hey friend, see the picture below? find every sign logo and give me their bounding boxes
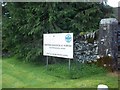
[65,34,72,43]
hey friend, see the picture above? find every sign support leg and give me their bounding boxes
[69,59,71,70]
[46,56,48,69]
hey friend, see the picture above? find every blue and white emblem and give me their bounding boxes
[65,34,72,43]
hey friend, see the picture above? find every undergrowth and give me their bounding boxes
[46,62,107,79]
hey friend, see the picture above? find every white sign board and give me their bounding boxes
[43,33,73,59]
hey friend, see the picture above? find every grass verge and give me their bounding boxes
[2,57,118,88]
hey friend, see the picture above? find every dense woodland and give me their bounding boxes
[2,2,113,62]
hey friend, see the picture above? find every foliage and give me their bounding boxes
[2,2,113,62]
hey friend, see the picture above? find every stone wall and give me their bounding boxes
[74,31,99,63]
[74,18,119,71]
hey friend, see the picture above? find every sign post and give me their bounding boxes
[69,59,71,70]
[43,33,73,70]
[46,56,48,69]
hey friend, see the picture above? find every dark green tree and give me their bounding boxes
[2,2,113,62]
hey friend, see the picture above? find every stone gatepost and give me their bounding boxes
[98,18,118,70]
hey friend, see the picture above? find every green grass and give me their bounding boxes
[2,57,118,88]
